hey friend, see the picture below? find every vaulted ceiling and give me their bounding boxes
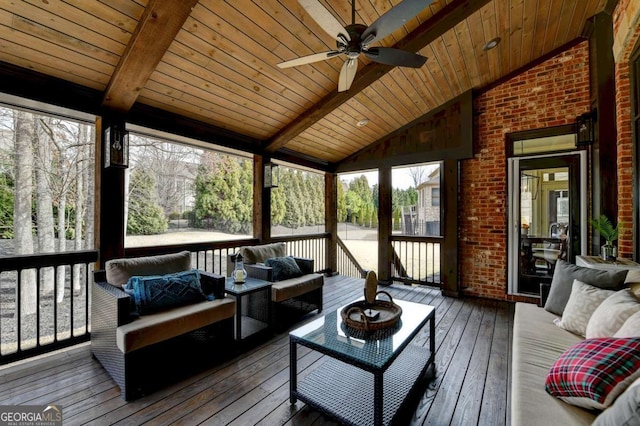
[0,0,607,167]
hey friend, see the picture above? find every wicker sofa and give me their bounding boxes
[91,251,235,400]
[228,242,324,327]
[512,260,640,426]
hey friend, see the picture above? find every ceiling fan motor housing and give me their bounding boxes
[339,24,368,58]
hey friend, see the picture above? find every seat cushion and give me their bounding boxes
[271,273,323,303]
[105,251,192,287]
[116,298,235,353]
[512,303,596,425]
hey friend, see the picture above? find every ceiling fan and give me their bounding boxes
[278,0,432,92]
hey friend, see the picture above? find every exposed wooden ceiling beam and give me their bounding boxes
[264,0,492,154]
[102,0,199,112]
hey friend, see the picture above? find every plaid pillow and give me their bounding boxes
[545,337,640,410]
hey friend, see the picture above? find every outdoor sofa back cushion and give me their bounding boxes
[544,260,627,316]
[240,242,286,264]
[124,269,206,315]
[105,251,192,287]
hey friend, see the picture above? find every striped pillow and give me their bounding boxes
[545,337,640,410]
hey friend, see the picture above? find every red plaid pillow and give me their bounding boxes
[545,337,640,410]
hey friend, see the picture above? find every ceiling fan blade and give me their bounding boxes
[338,58,358,92]
[277,51,341,68]
[361,0,434,45]
[364,47,427,68]
[298,0,350,43]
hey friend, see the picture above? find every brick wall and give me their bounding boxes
[459,41,591,301]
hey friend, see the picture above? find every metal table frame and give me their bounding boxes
[224,277,272,340]
[289,299,435,426]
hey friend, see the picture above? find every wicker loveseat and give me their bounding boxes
[228,242,324,327]
[91,251,235,400]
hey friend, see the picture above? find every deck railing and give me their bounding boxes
[337,237,367,278]
[390,236,442,286]
[0,250,98,365]
[271,233,329,273]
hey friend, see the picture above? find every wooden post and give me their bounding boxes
[95,116,126,268]
[325,172,338,274]
[588,12,617,255]
[253,155,270,243]
[378,165,392,283]
[441,159,459,297]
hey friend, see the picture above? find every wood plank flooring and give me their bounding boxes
[0,275,514,425]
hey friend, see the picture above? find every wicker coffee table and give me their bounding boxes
[289,299,435,426]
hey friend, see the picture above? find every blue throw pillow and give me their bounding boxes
[124,270,206,315]
[265,256,303,281]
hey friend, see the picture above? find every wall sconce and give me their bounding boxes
[575,112,594,147]
[264,162,279,188]
[104,120,129,169]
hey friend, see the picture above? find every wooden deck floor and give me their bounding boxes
[0,275,514,425]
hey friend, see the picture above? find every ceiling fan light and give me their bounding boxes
[483,37,501,51]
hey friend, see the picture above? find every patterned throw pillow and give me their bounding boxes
[265,256,303,281]
[124,269,206,315]
[555,280,615,337]
[545,337,640,410]
[586,289,640,338]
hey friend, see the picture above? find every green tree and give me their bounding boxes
[127,168,167,235]
[282,169,302,228]
[337,180,347,222]
[345,190,363,223]
[0,173,14,238]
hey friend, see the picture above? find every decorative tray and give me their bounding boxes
[340,291,402,332]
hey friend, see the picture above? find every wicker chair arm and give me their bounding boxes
[92,279,132,327]
[245,263,273,281]
[293,257,314,274]
[199,270,225,299]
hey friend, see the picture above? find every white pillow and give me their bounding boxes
[586,289,640,338]
[615,311,640,338]
[555,279,615,337]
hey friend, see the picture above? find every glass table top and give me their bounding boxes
[290,299,434,370]
[224,276,271,295]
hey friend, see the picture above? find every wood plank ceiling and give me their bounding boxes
[0,0,607,167]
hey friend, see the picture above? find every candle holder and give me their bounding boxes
[232,253,247,284]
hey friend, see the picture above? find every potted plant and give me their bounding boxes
[591,215,623,261]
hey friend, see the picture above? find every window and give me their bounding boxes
[431,188,440,206]
[271,164,325,236]
[125,131,253,247]
[392,163,441,236]
[0,104,95,256]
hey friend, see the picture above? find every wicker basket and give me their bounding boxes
[341,291,402,332]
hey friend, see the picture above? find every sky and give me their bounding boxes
[339,163,439,190]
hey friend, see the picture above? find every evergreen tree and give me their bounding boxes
[127,168,167,235]
[337,180,347,222]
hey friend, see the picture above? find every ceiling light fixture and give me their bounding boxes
[483,37,501,51]
[357,119,369,127]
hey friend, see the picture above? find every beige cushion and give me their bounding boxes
[615,311,640,337]
[512,303,596,425]
[586,289,640,338]
[555,280,614,337]
[105,251,191,287]
[271,273,323,302]
[240,242,286,264]
[116,298,235,353]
